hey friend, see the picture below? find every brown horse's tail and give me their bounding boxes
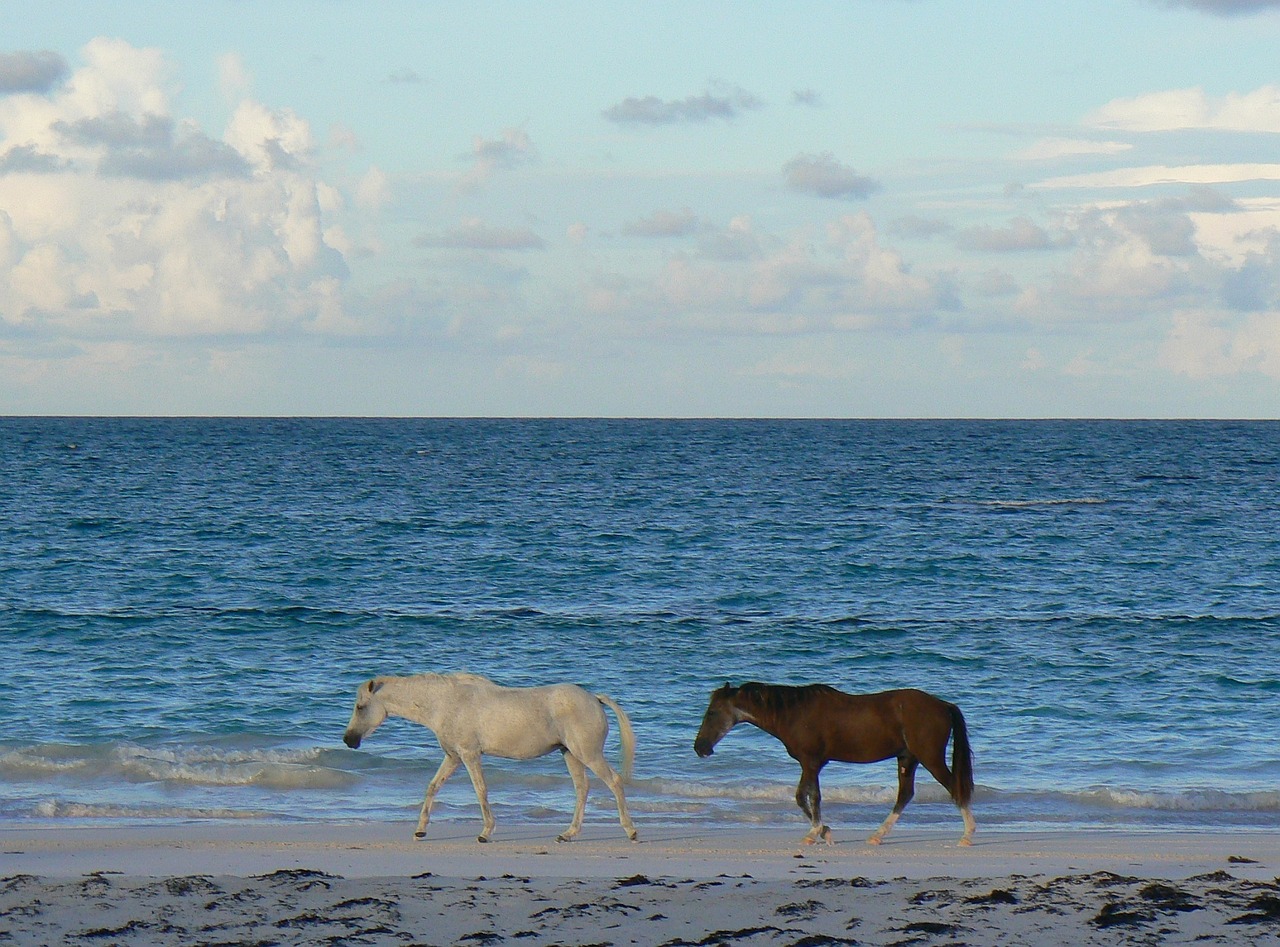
[949,705,974,808]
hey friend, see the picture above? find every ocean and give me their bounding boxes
[1,418,1277,836]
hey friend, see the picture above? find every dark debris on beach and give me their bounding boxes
[0,870,1278,946]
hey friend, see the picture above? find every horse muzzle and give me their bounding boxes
[343,731,362,749]
[694,739,714,758]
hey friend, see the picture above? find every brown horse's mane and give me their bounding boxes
[734,681,839,719]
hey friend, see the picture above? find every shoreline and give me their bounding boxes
[3,824,1278,944]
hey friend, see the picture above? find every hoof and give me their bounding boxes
[413,832,426,839]
[958,837,973,847]
[802,826,830,846]
[866,835,883,846]
[555,834,571,843]
[477,835,490,844]
[628,830,639,843]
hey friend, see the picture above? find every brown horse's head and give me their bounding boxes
[694,683,743,757]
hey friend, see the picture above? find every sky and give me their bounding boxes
[4,1,1280,417]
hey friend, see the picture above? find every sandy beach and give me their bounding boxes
[3,823,1278,945]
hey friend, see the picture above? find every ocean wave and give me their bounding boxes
[975,785,1280,813]
[1212,674,1280,692]
[28,800,269,820]
[629,777,1280,814]
[970,497,1107,509]
[0,744,355,791]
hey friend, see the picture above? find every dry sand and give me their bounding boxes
[2,822,1279,945]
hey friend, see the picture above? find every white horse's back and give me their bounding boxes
[447,677,611,760]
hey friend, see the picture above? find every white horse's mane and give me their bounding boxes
[396,671,493,686]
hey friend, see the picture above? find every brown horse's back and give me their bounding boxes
[810,687,955,765]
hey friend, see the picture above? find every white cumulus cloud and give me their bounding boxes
[0,39,349,340]
[1087,84,1280,133]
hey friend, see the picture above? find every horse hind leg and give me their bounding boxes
[868,756,916,845]
[579,751,638,842]
[459,752,497,843]
[796,764,831,845]
[556,750,589,842]
[918,748,975,847]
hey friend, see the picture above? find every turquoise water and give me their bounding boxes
[1,418,1277,834]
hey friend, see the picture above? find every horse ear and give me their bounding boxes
[364,678,384,695]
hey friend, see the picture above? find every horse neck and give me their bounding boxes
[378,675,447,731]
[735,689,789,742]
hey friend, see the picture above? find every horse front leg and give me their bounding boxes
[796,763,830,845]
[459,752,496,842]
[415,753,460,839]
[869,756,916,845]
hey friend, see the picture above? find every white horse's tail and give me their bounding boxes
[594,693,635,781]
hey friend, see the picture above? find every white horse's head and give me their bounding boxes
[343,678,389,749]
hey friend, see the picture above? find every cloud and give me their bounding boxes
[957,216,1064,252]
[224,99,314,170]
[971,187,1266,328]
[1101,189,1241,260]
[52,112,250,180]
[621,207,701,238]
[602,86,762,125]
[975,269,1021,297]
[792,89,823,107]
[783,152,879,201]
[459,127,535,190]
[419,218,545,251]
[697,215,774,261]
[1113,205,1198,257]
[1160,309,1280,381]
[99,133,249,181]
[1014,137,1133,161]
[217,52,251,102]
[0,39,350,339]
[887,215,953,239]
[1157,0,1280,15]
[1220,231,1280,310]
[1087,84,1280,133]
[355,165,390,211]
[1031,209,1204,316]
[0,50,67,95]
[0,144,65,174]
[1037,163,1280,189]
[385,68,425,85]
[582,212,945,331]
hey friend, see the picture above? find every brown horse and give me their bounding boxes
[694,682,975,846]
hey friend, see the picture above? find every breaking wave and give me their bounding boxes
[0,743,355,790]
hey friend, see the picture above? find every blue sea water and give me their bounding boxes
[1,418,1278,836]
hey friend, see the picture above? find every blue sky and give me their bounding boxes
[4,0,1280,416]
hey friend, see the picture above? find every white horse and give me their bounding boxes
[343,671,638,843]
